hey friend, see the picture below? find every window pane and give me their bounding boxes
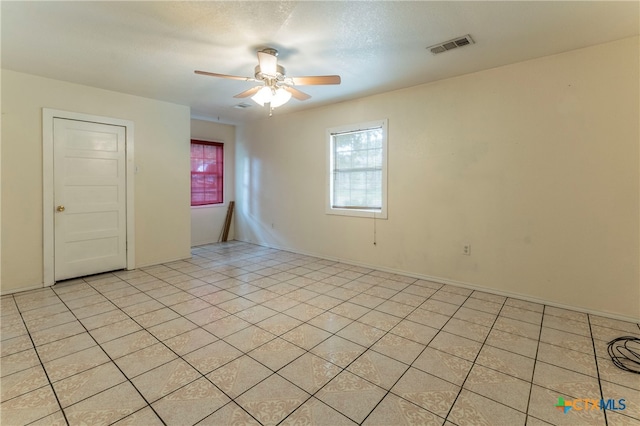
[191,141,223,205]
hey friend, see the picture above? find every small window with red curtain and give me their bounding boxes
[191,140,223,206]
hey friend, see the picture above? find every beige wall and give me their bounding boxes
[1,70,191,293]
[235,37,640,321]
[191,119,236,246]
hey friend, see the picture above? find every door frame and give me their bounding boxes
[42,108,135,286]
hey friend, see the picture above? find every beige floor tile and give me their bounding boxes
[131,358,202,403]
[336,321,387,347]
[30,320,86,346]
[543,315,591,337]
[112,406,165,425]
[100,329,158,359]
[184,340,244,374]
[1,348,41,377]
[406,308,451,329]
[260,295,301,312]
[500,305,544,325]
[470,291,506,304]
[200,290,239,305]
[607,412,640,425]
[2,335,34,358]
[236,305,277,324]
[203,315,252,338]
[309,311,354,333]
[237,374,310,425]
[278,352,342,394]
[391,367,460,418]
[53,362,127,407]
[428,331,482,362]
[256,313,303,336]
[505,298,544,313]
[537,341,598,377]
[316,371,387,423]
[597,356,640,391]
[79,309,130,330]
[248,337,307,371]
[164,327,218,356]
[0,385,61,425]
[217,297,257,314]
[527,384,605,425]
[152,378,230,425]
[485,328,539,358]
[114,342,177,379]
[224,325,277,352]
[1,315,28,341]
[28,410,68,426]
[431,291,467,306]
[43,345,110,382]
[281,396,358,425]
[206,355,272,398]
[533,361,601,397]
[197,401,261,425]
[545,306,588,323]
[69,300,118,319]
[601,381,640,421]
[464,364,531,412]
[476,344,535,382]
[64,382,147,426]
[120,299,165,317]
[147,317,198,341]
[370,333,426,365]
[442,317,491,342]
[374,300,415,318]
[413,347,473,386]
[1,365,49,401]
[89,318,143,344]
[132,307,181,328]
[403,284,437,298]
[540,327,595,355]
[330,302,371,320]
[493,316,541,340]
[589,315,640,334]
[462,297,503,315]
[448,389,526,425]
[311,335,367,368]
[346,350,409,390]
[358,310,402,332]
[420,299,459,316]
[349,293,386,309]
[185,305,229,326]
[363,393,444,426]
[388,320,437,348]
[283,302,325,321]
[281,323,332,350]
[170,298,212,316]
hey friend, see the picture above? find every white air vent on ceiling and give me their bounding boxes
[427,35,474,55]
[234,102,252,109]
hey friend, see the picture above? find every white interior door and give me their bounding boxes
[54,118,127,281]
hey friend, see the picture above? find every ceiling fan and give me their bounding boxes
[195,48,341,111]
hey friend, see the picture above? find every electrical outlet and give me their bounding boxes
[463,244,471,255]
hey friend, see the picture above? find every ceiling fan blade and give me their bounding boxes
[257,51,278,76]
[194,70,253,82]
[291,75,341,85]
[233,86,262,98]
[283,86,311,101]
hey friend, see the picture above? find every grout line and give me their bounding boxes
[523,305,545,425]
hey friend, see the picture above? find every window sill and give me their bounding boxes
[326,208,387,219]
[191,203,226,210]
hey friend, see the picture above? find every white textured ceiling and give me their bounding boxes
[2,1,638,124]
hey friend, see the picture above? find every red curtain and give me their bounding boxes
[191,140,223,205]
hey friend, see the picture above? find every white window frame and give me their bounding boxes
[326,119,388,219]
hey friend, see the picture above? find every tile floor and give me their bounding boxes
[1,241,639,425]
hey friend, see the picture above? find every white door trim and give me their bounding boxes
[43,108,135,286]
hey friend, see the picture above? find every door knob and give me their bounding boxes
[56,205,65,212]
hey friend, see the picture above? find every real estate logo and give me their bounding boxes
[555,396,626,414]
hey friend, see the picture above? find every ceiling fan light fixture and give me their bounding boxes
[271,87,292,108]
[251,86,273,106]
[250,86,292,108]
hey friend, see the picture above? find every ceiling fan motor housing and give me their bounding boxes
[255,64,286,82]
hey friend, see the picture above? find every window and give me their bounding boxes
[190,140,223,206]
[327,119,388,218]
